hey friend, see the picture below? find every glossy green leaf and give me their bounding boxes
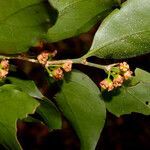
[0,0,56,54]
[47,0,117,42]
[103,68,150,117]
[7,76,62,130]
[0,84,39,150]
[87,0,150,59]
[56,70,106,150]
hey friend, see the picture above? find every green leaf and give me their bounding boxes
[0,84,39,150]
[86,0,150,59]
[36,99,62,130]
[7,77,43,99]
[103,68,150,117]
[134,68,150,83]
[47,0,117,42]
[56,70,106,150]
[0,0,56,54]
[7,76,62,130]
[22,115,41,123]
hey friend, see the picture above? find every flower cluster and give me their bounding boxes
[37,50,57,65]
[37,50,73,80]
[48,60,73,80]
[62,60,73,72]
[100,62,132,91]
[0,59,9,79]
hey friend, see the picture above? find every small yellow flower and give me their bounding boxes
[0,69,8,79]
[62,60,72,72]
[1,59,9,69]
[100,79,114,91]
[113,75,124,87]
[0,59,9,79]
[52,68,64,80]
[119,62,129,72]
[37,51,49,65]
[123,70,133,80]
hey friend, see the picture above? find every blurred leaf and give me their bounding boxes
[134,68,150,83]
[0,84,39,150]
[56,70,106,150]
[87,0,150,59]
[114,0,121,6]
[37,99,62,130]
[7,76,62,130]
[47,0,117,42]
[22,115,41,123]
[0,0,56,54]
[103,68,150,116]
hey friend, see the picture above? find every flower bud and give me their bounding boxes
[52,68,64,80]
[123,70,132,80]
[119,62,129,72]
[113,75,124,87]
[0,69,8,79]
[62,60,72,72]
[37,51,49,65]
[0,59,9,79]
[100,79,114,91]
[1,59,9,70]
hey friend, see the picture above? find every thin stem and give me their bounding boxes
[46,58,80,66]
[45,67,52,77]
[0,55,38,63]
[0,54,118,72]
[84,62,107,71]
[107,71,111,79]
